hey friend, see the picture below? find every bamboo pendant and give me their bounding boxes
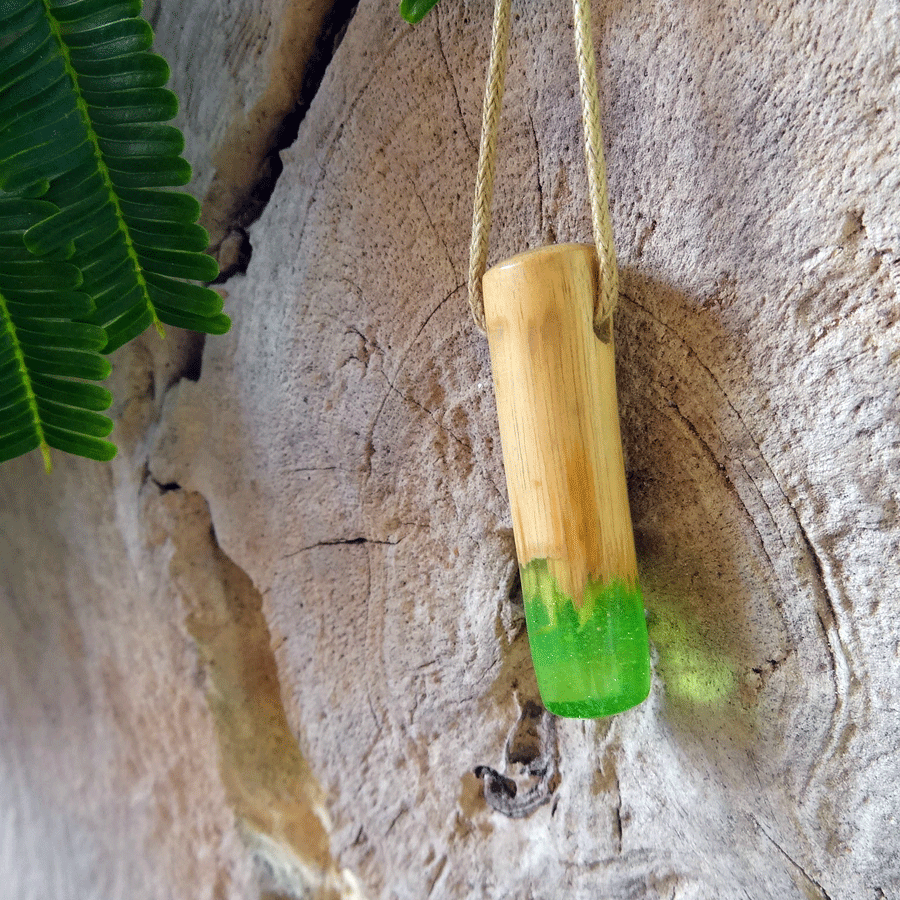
[483,243,651,717]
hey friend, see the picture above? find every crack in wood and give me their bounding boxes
[214,0,361,280]
[753,818,834,900]
[409,175,458,280]
[426,854,448,898]
[613,768,624,855]
[385,804,408,835]
[282,536,399,561]
[363,284,466,483]
[380,372,474,453]
[528,112,549,243]
[435,12,476,155]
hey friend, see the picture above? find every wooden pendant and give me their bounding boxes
[483,244,651,717]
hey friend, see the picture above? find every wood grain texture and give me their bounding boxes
[2,0,900,898]
[484,244,637,603]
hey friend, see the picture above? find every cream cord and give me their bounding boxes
[467,0,618,334]
[466,0,512,333]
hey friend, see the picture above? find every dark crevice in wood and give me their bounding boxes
[173,331,205,383]
[506,568,522,605]
[151,478,182,494]
[210,227,252,285]
[473,766,518,799]
[219,0,361,279]
[475,702,559,818]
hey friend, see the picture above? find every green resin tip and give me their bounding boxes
[521,559,651,718]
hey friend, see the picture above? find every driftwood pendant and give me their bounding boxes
[483,244,651,717]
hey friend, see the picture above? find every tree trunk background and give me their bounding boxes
[2,1,899,898]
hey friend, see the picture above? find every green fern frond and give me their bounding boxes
[0,195,114,468]
[0,0,231,467]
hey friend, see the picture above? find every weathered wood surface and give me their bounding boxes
[2,1,899,898]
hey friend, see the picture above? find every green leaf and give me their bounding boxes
[11,178,52,199]
[2,398,32,425]
[0,18,51,83]
[399,0,441,24]
[0,197,110,468]
[17,318,107,350]
[95,122,184,157]
[23,345,111,380]
[144,273,223,316]
[116,185,198,220]
[129,219,209,252]
[136,245,219,282]
[0,0,36,24]
[0,429,41,464]
[36,397,113,437]
[107,154,190,188]
[100,302,153,351]
[42,422,116,460]
[0,56,67,112]
[53,0,143,29]
[0,198,57,231]
[0,1,232,468]
[30,372,112,410]
[0,349,20,373]
[0,259,82,290]
[4,290,95,317]
[85,282,141,325]
[73,50,169,86]
[0,110,80,162]
[1,0,43,29]
[2,140,95,193]
[65,18,152,58]
[59,215,120,254]
[0,67,70,127]
[42,159,103,203]
[2,404,38,435]
[84,87,178,123]
[0,379,29,409]
[153,306,231,336]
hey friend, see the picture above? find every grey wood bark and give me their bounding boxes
[1,1,899,898]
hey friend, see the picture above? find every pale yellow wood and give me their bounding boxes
[483,244,638,606]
